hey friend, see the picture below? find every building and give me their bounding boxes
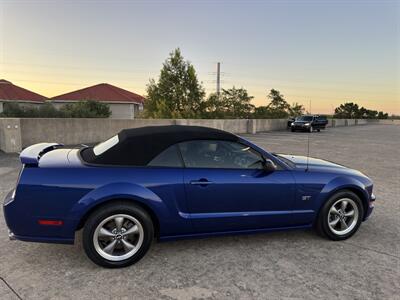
[51,83,145,119]
[0,79,46,113]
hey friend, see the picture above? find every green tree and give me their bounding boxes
[334,102,388,119]
[288,102,305,117]
[61,100,111,118]
[202,93,225,118]
[334,102,360,118]
[267,89,290,112]
[38,102,64,117]
[377,111,388,119]
[220,87,254,118]
[253,89,291,119]
[143,48,205,118]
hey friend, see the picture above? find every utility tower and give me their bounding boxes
[216,62,221,97]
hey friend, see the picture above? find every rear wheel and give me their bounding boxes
[316,191,364,240]
[83,202,154,268]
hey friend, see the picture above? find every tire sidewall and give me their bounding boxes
[319,191,364,240]
[83,202,154,268]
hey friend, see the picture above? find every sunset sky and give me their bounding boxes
[1,0,399,114]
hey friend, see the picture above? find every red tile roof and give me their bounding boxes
[51,83,145,104]
[0,79,47,102]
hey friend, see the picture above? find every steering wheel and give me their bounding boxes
[247,159,264,169]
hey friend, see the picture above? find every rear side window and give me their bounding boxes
[147,145,183,168]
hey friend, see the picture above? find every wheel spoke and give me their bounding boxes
[340,219,349,230]
[330,206,340,216]
[341,200,348,211]
[98,227,114,238]
[344,210,355,217]
[124,225,138,236]
[103,240,117,254]
[121,239,135,252]
[114,217,124,231]
[329,217,340,227]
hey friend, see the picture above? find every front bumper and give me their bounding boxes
[364,193,375,220]
[8,230,16,240]
[292,124,311,131]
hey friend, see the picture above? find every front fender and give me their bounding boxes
[67,182,168,227]
[316,176,369,212]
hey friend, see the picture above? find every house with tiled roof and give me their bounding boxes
[51,83,145,119]
[0,79,46,113]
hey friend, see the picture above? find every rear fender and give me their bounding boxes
[68,182,168,228]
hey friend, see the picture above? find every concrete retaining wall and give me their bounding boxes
[346,119,356,126]
[175,119,249,133]
[256,119,288,132]
[0,118,397,153]
[0,118,22,153]
[19,118,175,148]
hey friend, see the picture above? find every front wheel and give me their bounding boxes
[316,191,364,240]
[83,202,154,268]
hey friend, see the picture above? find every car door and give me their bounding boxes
[179,140,296,233]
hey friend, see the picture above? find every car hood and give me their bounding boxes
[293,121,310,124]
[277,154,364,176]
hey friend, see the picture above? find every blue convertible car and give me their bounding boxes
[3,125,375,267]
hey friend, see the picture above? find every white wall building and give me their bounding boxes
[51,83,145,119]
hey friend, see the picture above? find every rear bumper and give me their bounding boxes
[3,189,75,245]
[7,232,74,244]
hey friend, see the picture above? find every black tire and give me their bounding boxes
[291,127,295,132]
[83,201,154,268]
[308,126,313,133]
[316,190,364,241]
[317,129,321,132]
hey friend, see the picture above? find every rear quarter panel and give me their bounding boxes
[6,166,189,242]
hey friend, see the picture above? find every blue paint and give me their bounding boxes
[3,137,375,245]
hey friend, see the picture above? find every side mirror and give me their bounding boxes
[262,159,277,172]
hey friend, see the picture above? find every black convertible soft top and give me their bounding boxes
[81,125,239,166]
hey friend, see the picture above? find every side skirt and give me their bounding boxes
[158,224,312,242]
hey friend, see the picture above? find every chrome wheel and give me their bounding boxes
[93,214,144,261]
[327,198,359,236]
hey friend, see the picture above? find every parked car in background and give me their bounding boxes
[3,125,374,268]
[287,117,295,129]
[290,115,328,132]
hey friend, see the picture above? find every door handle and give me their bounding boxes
[190,179,214,186]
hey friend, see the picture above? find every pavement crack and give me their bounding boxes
[344,242,400,259]
[0,276,23,300]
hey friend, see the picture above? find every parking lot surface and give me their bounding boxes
[0,125,399,299]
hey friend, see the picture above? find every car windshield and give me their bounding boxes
[296,116,313,121]
[93,135,119,156]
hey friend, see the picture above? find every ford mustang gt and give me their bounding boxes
[3,125,375,268]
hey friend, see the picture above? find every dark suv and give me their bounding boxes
[290,115,328,132]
